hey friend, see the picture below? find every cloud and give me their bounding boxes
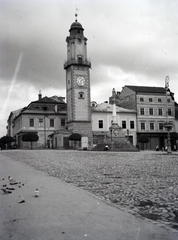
[0,0,178,136]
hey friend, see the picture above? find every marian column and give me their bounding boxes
[109,88,123,138]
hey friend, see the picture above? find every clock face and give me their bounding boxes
[78,38,82,44]
[77,76,85,86]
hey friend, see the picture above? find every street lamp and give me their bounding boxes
[164,76,173,154]
[127,129,129,143]
[163,121,173,154]
[44,115,48,148]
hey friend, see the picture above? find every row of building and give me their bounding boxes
[6,17,178,150]
[6,85,178,150]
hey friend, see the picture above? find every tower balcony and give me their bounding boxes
[64,59,91,69]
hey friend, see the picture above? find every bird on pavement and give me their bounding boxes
[1,188,12,194]
[34,189,39,197]
[8,176,18,185]
[19,197,25,204]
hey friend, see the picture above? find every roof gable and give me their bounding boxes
[125,85,166,94]
[92,102,135,113]
[33,96,58,103]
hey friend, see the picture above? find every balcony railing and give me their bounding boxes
[64,59,91,69]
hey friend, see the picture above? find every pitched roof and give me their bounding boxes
[32,96,58,103]
[92,102,135,113]
[125,85,166,94]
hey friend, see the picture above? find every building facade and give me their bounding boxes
[91,102,137,147]
[115,85,176,150]
[7,93,67,149]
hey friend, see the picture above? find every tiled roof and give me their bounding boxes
[33,96,58,103]
[92,102,135,113]
[125,85,166,93]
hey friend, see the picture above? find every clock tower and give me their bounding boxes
[64,15,93,149]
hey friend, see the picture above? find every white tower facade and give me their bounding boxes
[64,16,93,149]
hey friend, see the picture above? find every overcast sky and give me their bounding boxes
[0,0,178,137]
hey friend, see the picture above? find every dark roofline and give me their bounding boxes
[125,85,166,94]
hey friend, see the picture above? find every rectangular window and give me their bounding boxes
[98,120,103,129]
[39,118,43,127]
[122,120,126,129]
[149,108,153,115]
[130,121,134,129]
[50,119,54,127]
[140,108,144,115]
[158,109,162,116]
[78,57,83,64]
[168,109,171,116]
[29,118,34,127]
[159,123,163,130]
[150,122,154,130]
[141,123,145,130]
[61,119,65,126]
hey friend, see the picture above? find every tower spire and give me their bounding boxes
[75,13,78,22]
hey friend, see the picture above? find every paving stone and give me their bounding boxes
[1,150,178,229]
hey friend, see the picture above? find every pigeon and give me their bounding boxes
[8,176,18,185]
[34,189,39,197]
[10,182,18,185]
[19,198,25,204]
[8,176,13,181]
[1,188,12,194]
[6,187,15,191]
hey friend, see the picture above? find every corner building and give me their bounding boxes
[64,18,93,149]
[117,85,176,150]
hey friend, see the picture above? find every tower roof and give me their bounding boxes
[69,14,84,36]
[70,20,83,30]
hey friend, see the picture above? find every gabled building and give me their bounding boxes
[91,102,137,147]
[7,93,67,149]
[114,85,176,150]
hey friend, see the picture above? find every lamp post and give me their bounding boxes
[44,115,48,148]
[164,76,173,154]
[163,121,173,154]
[127,129,129,143]
[44,115,46,148]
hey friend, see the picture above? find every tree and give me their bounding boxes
[170,132,178,150]
[22,133,39,150]
[69,133,81,149]
[0,136,15,149]
[138,136,149,150]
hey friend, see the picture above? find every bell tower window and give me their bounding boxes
[78,92,84,99]
[78,56,83,64]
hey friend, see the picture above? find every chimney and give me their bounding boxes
[38,90,42,100]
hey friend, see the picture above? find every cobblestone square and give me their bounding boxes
[1,150,178,230]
